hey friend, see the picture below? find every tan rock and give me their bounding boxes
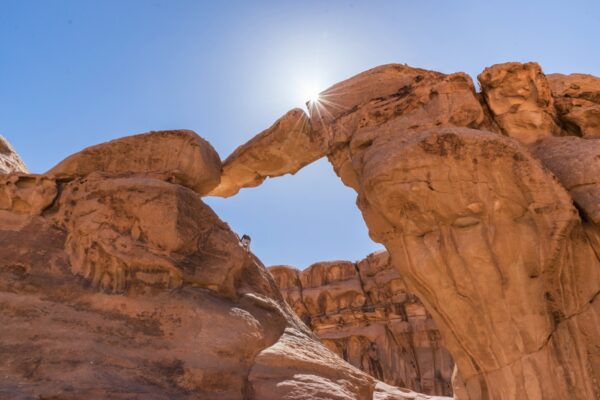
[208,108,323,197]
[532,135,600,223]
[547,73,600,138]
[48,130,221,195]
[351,127,599,399]
[269,251,455,397]
[0,174,57,215]
[221,62,600,399]
[0,135,28,174]
[0,139,440,399]
[53,175,249,297]
[310,64,486,150]
[478,62,560,143]
[248,327,374,400]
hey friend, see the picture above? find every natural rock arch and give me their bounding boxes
[210,62,600,400]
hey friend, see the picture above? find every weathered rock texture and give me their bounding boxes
[49,130,222,196]
[532,135,600,224]
[478,62,560,144]
[0,135,27,174]
[0,131,440,400]
[548,72,600,138]
[212,62,600,400]
[209,108,322,197]
[269,250,454,396]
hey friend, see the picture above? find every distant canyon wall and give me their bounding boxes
[269,250,454,397]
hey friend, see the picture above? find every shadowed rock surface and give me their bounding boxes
[269,250,454,397]
[547,72,600,137]
[532,135,600,224]
[0,131,442,400]
[212,61,600,400]
[0,135,27,174]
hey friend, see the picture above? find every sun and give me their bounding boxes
[299,82,322,105]
[307,88,321,103]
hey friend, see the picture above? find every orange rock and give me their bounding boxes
[0,135,439,399]
[49,130,222,196]
[209,108,323,197]
[0,174,57,215]
[547,73,600,138]
[478,62,560,143]
[269,251,455,397]
[533,135,600,223]
[0,135,28,174]
[310,64,486,150]
[351,127,599,399]
[218,62,600,400]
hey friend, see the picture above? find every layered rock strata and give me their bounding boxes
[0,130,439,400]
[211,62,600,400]
[269,250,454,396]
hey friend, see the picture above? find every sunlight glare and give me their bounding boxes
[307,88,321,103]
[300,82,322,105]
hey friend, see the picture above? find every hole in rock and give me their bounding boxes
[205,158,383,269]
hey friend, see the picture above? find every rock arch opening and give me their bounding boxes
[209,62,600,400]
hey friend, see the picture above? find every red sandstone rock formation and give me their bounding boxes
[0,135,27,174]
[209,108,322,197]
[49,130,222,196]
[0,130,439,400]
[269,250,454,396]
[547,72,600,138]
[211,62,600,400]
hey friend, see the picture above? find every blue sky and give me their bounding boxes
[2,1,599,269]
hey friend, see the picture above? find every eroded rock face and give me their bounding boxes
[209,108,322,197]
[353,127,600,400]
[478,62,560,144]
[0,135,28,174]
[0,138,440,399]
[269,251,454,396]
[547,73,600,138]
[213,62,600,400]
[49,130,222,196]
[532,135,600,224]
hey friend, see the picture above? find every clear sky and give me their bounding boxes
[2,1,599,269]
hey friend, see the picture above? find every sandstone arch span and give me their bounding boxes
[210,62,600,400]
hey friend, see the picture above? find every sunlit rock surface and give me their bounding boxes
[0,131,441,400]
[269,250,454,397]
[215,61,600,400]
[0,135,27,174]
[208,108,323,197]
[49,129,222,196]
[478,62,561,144]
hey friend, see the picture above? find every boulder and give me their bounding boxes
[48,130,221,196]
[547,73,600,138]
[478,62,560,144]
